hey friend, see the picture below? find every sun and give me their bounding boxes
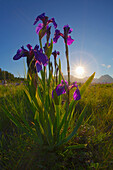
[75,66,84,77]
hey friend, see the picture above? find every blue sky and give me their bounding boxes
[0,0,113,78]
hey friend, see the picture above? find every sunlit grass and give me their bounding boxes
[0,83,113,169]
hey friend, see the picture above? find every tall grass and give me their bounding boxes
[0,83,113,169]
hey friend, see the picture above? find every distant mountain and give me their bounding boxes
[97,75,113,83]
[63,74,113,83]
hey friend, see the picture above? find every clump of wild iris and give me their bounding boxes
[4,13,95,151]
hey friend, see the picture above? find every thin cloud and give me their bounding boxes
[107,65,111,68]
[101,64,111,69]
[101,64,106,67]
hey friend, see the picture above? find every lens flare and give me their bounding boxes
[75,66,84,77]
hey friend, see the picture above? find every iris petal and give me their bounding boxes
[36,23,43,34]
[67,36,74,45]
[13,49,22,60]
[35,60,42,72]
[34,49,48,66]
[52,80,81,101]
[33,13,45,25]
[61,80,68,85]
[27,44,32,51]
[52,84,66,98]
[73,88,81,100]
[48,18,57,28]
[53,29,61,43]
[52,50,60,58]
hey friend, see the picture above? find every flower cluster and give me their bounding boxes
[13,13,81,101]
[6,12,95,153]
[13,44,48,73]
[52,80,81,100]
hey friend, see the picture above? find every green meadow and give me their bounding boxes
[0,83,113,169]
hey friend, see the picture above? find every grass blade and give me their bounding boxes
[64,104,88,144]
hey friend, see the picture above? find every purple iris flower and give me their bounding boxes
[52,50,60,58]
[52,80,66,98]
[67,36,74,45]
[13,49,24,60]
[34,45,49,72]
[26,44,32,51]
[52,84,66,98]
[52,80,68,98]
[35,60,42,73]
[73,88,81,100]
[47,18,57,29]
[53,30,61,44]
[34,13,57,28]
[53,25,74,45]
[52,80,81,100]
[33,13,46,25]
[46,26,52,42]
[63,25,73,38]
[13,44,49,73]
[68,81,78,90]
[13,44,33,60]
[61,80,68,85]
[36,23,44,34]
[34,13,57,37]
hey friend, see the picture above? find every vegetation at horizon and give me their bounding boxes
[0,68,24,83]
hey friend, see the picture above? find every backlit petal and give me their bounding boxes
[73,88,81,100]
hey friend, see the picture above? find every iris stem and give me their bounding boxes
[39,37,42,49]
[54,56,57,85]
[39,37,46,92]
[65,42,70,105]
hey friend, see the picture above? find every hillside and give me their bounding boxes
[63,74,113,83]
